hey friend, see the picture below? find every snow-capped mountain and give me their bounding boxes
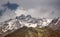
[0,14,52,33]
[15,14,51,28]
[48,17,60,30]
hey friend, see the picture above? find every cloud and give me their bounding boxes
[15,6,59,19]
[2,1,19,11]
[0,1,19,22]
[0,8,7,16]
[0,0,60,22]
[14,0,60,18]
[0,10,5,16]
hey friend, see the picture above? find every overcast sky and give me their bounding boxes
[0,0,60,22]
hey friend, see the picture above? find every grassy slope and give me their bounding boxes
[3,26,60,37]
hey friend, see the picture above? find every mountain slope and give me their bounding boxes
[4,26,50,37]
[1,15,60,37]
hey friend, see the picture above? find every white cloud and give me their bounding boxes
[15,6,59,19]
[0,0,60,22]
